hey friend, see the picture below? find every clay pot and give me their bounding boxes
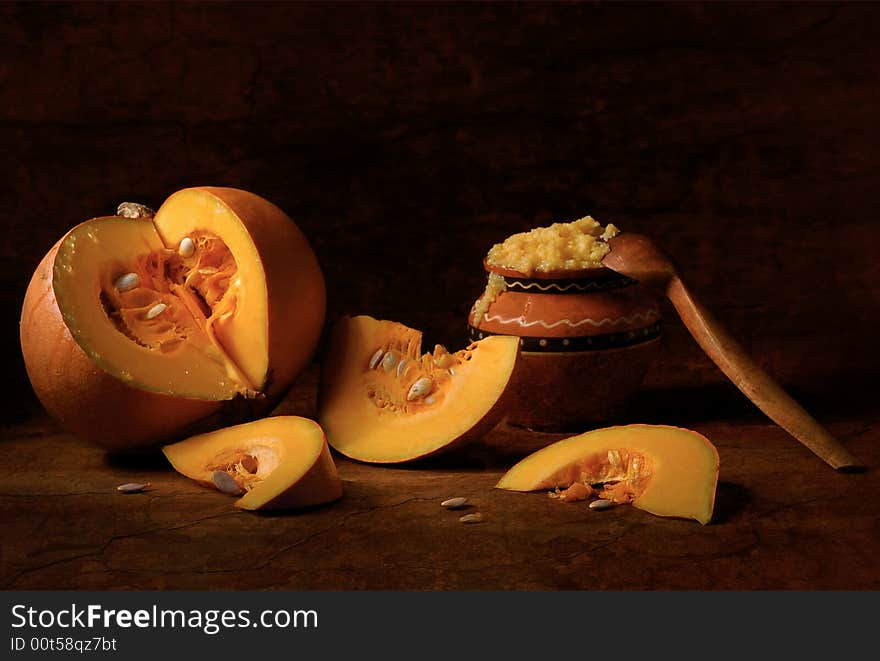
[469,263,662,432]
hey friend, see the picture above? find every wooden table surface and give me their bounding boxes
[2,364,876,591]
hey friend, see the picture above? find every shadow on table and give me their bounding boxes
[629,375,880,425]
[398,379,870,476]
[711,481,751,524]
[104,447,171,471]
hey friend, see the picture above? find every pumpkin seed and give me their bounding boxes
[459,512,483,524]
[178,236,195,257]
[396,359,408,378]
[144,302,167,320]
[589,499,614,511]
[114,272,139,292]
[116,202,155,219]
[212,470,243,495]
[369,349,384,369]
[381,350,400,373]
[117,482,150,493]
[441,497,468,509]
[407,377,433,401]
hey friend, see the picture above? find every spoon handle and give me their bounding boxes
[666,276,862,471]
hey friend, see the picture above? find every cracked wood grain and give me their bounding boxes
[1,396,876,590]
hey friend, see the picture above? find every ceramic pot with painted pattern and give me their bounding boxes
[469,262,662,432]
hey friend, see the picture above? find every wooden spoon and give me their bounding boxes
[602,232,863,471]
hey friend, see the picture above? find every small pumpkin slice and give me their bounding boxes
[162,416,342,510]
[319,315,520,463]
[497,424,720,524]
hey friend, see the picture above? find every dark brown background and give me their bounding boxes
[1,2,878,590]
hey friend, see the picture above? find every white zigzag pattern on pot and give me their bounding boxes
[482,308,659,329]
[505,280,618,292]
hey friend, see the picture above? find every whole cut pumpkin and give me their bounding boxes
[20,187,325,451]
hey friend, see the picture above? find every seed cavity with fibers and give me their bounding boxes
[114,272,139,292]
[239,454,258,474]
[557,482,593,502]
[178,236,195,258]
[407,377,433,401]
[144,302,167,320]
[441,497,468,509]
[607,450,621,469]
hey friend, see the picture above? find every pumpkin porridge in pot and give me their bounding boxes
[470,216,660,432]
[485,216,619,276]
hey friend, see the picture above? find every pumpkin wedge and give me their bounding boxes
[163,416,342,511]
[318,315,520,463]
[497,424,720,524]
